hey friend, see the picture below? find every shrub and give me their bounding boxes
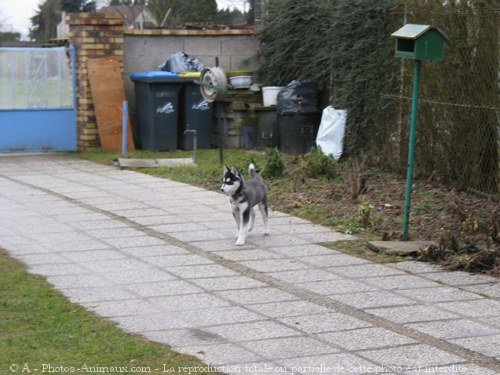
[300,147,337,179]
[263,147,285,177]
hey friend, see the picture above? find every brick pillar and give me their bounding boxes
[68,13,125,151]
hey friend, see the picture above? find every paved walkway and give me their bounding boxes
[0,154,499,375]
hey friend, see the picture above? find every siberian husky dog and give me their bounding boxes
[221,164,269,246]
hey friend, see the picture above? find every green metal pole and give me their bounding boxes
[402,59,421,241]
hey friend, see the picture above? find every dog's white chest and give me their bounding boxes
[231,199,248,213]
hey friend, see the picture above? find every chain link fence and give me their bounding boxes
[258,0,497,196]
[377,2,499,196]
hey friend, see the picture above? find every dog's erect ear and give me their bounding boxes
[223,165,229,174]
[231,166,240,176]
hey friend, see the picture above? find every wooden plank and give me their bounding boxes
[87,57,134,152]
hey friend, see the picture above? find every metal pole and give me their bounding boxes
[122,100,128,156]
[183,126,197,163]
[192,130,197,163]
[402,59,421,241]
[217,102,224,164]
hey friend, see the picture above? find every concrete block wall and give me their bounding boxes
[68,13,125,151]
[122,29,259,113]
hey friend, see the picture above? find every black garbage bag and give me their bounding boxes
[159,52,204,72]
[277,80,319,114]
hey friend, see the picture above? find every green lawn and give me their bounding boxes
[83,149,268,192]
[0,249,219,375]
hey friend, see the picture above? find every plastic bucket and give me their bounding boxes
[262,86,284,106]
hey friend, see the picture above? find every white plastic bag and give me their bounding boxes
[316,106,346,160]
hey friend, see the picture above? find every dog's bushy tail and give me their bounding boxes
[248,163,257,178]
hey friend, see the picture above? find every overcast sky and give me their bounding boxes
[0,0,246,40]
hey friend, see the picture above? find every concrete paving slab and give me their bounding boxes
[216,287,298,305]
[179,306,263,326]
[441,364,497,375]
[104,269,176,285]
[364,274,442,290]
[178,343,264,366]
[329,290,414,309]
[277,353,377,375]
[144,254,214,268]
[125,280,203,298]
[301,279,379,295]
[215,249,282,261]
[17,253,71,265]
[407,319,500,340]
[319,327,416,351]
[152,293,232,311]
[301,254,369,268]
[450,334,500,358]
[242,336,337,360]
[436,299,500,318]
[331,263,407,278]
[278,313,371,334]
[241,259,311,273]
[359,343,466,368]
[172,230,233,242]
[114,313,189,332]
[267,269,343,284]
[422,271,496,286]
[28,263,91,277]
[83,299,163,317]
[145,328,228,347]
[246,234,310,248]
[121,244,189,257]
[52,239,111,252]
[149,223,208,233]
[167,264,240,279]
[367,305,459,324]
[396,286,485,303]
[62,249,127,262]
[247,300,331,319]
[192,239,258,252]
[1,154,499,374]
[461,283,500,299]
[101,236,167,248]
[205,321,299,342]
[269,244,335,257]
[61,286,136,303]
[47,274,116,289]
[190,276,267,291]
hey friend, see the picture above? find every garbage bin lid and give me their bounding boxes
[255,106,277,112]
[279,110,322,116]
[179,72,201,78]
[130,71,183,83]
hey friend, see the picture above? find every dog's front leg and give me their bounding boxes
[248,208,255,232]
[232,210,240,237]
[236,207,250,246]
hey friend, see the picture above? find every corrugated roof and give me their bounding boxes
[391,23,449,41]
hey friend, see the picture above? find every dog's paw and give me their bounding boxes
[235,239,245,246]
[263,230,270,236]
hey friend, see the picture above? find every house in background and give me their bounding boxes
[57,11,69,39]
[99,5,158,30]
[57,5,157,39]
